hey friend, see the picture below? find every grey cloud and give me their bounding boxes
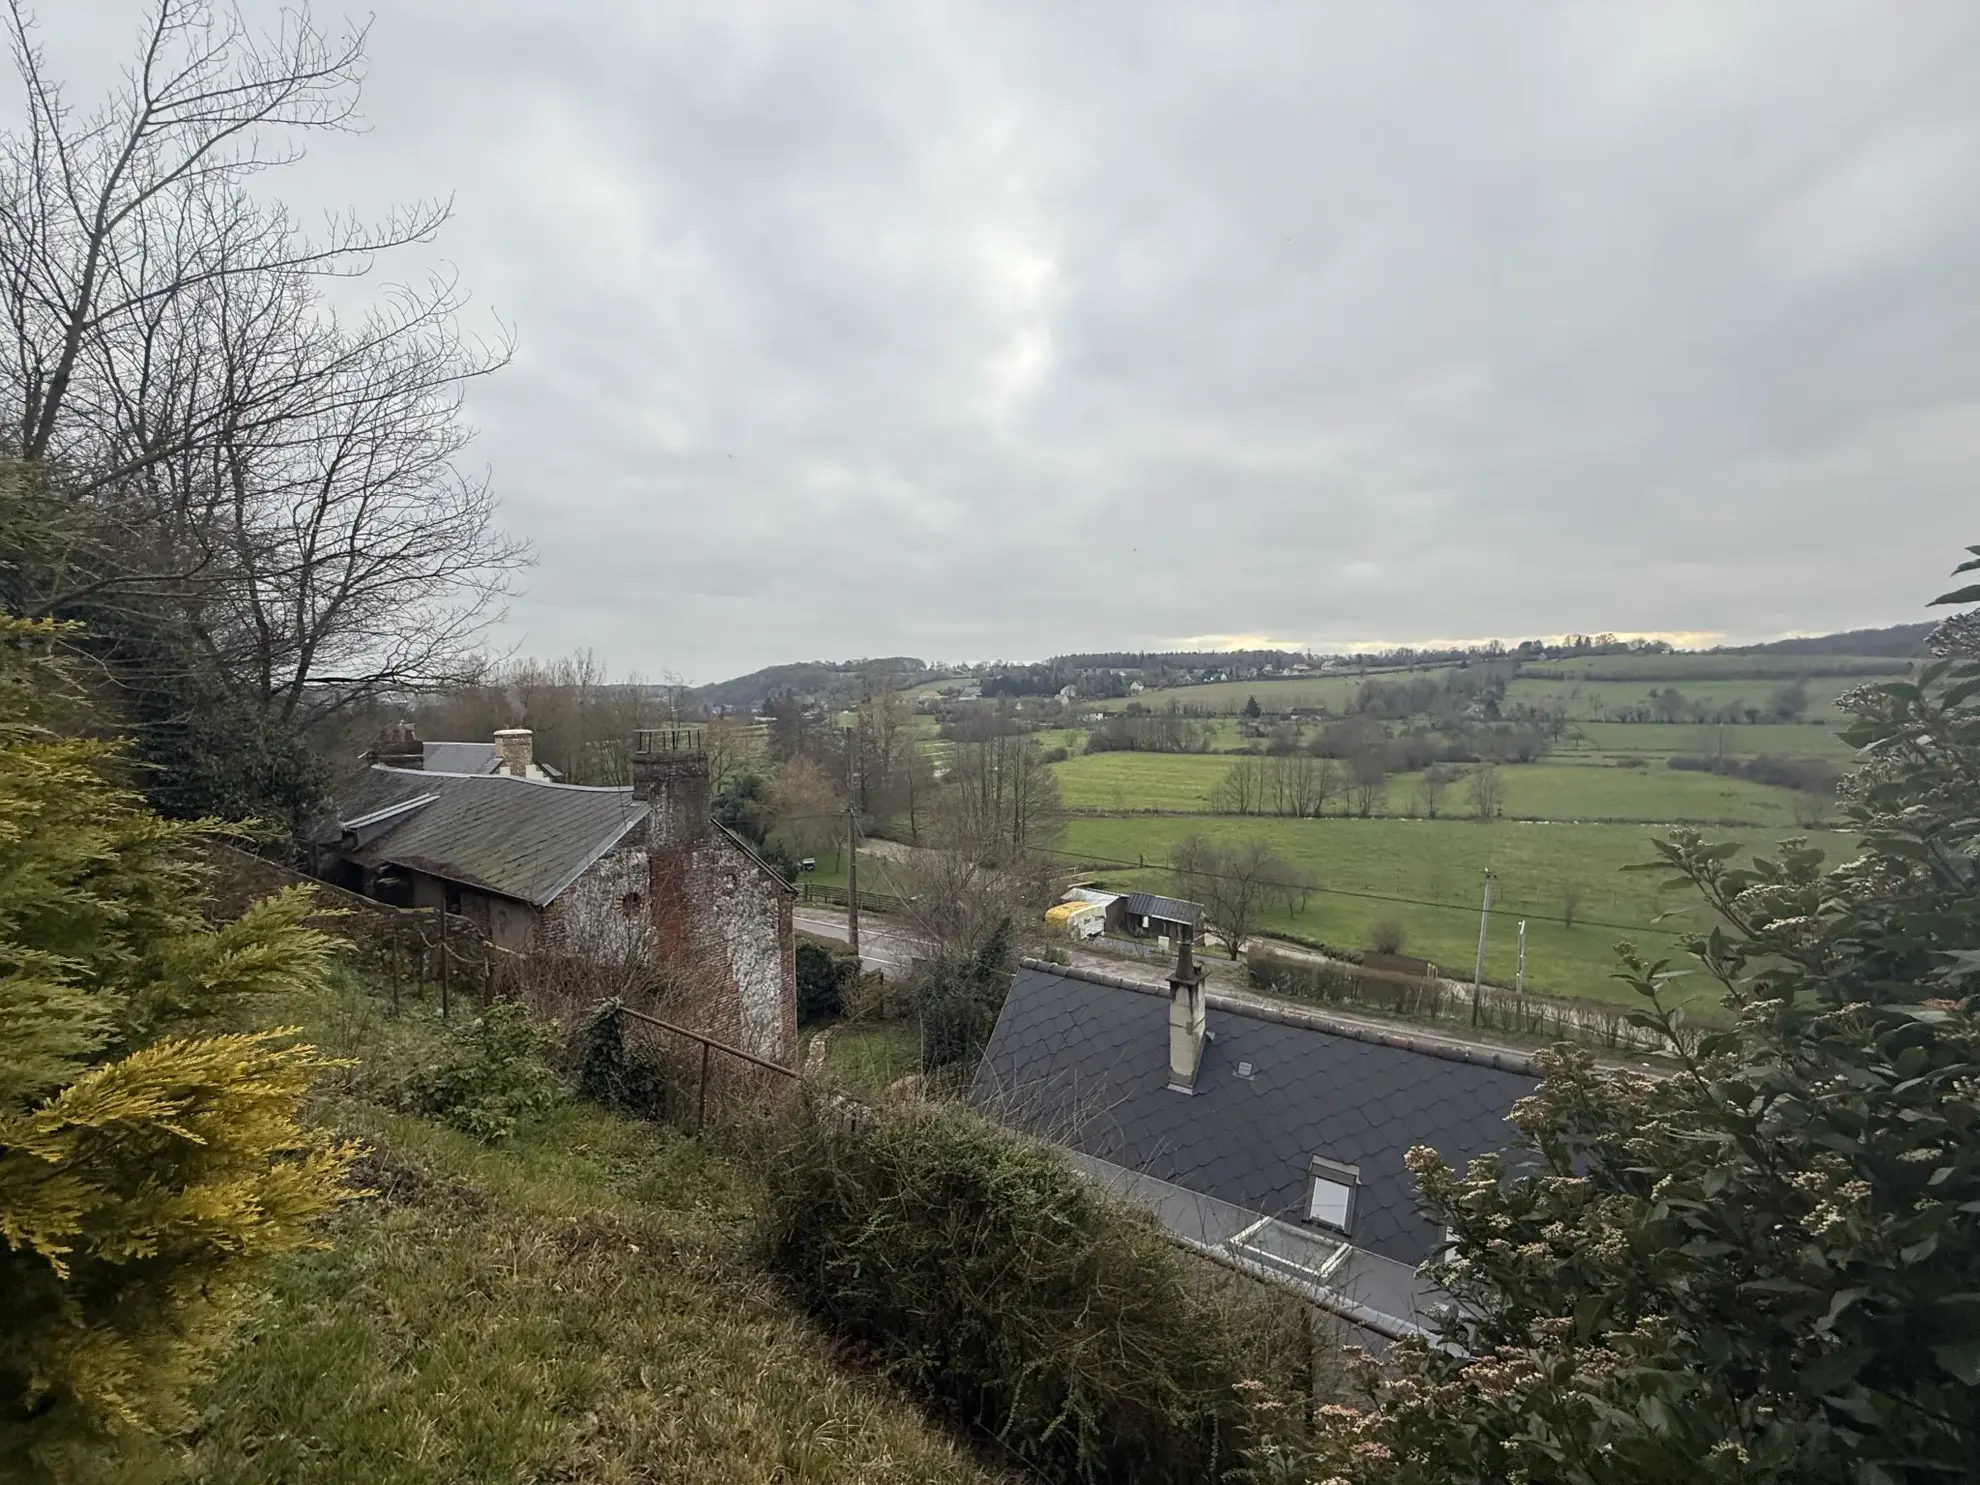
[35,0,1980,680]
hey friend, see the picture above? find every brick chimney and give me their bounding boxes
[493,727,535,778]
[631,726,709,846]
[1167,926,1207,1093]
[376,720,423,770]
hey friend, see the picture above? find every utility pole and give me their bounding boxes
[1515,919,1527,995]
[844,725,860,962]
[1471,870,1494,1026]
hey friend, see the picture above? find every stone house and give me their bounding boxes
[318,725,797,1066]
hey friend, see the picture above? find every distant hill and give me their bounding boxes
[696,657,940,712]
[1729,622,1936,658]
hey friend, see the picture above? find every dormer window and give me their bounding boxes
[1306,1155,1360,1234]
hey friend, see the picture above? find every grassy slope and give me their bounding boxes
[802,1020,923,1098]
[1059,816,1850,1006]
[1503,672,1868,720]
[130,977,1009,1485]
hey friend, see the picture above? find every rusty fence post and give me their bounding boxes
[696,1040,711,1134]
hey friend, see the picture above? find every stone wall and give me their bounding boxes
[648,832,796,1066]
[536,842,656,963]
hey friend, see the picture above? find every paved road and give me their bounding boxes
[793,906,1576,1065]
[793,910,921,974]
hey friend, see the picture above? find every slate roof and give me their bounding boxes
[969,963,1533,1267]
[1121,891,1203,928]
[326,766,648,907]
[424,740,502,774]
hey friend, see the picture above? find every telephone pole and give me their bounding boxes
[1471,870,1494,1025]
[1515,919,1527,994]
[844,726,860,961]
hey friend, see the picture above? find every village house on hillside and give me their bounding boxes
[970,937,1533,1339]
[317,723,798,1066]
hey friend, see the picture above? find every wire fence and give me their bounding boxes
[202,839,797,1131]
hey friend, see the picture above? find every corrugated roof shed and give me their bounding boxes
[969,963,1533,1267]
[1122,891,1203,927]
[328,766,648,907]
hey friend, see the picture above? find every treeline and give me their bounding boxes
[1668,753,1842,795]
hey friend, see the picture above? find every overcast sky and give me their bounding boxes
[40,2,1980,683]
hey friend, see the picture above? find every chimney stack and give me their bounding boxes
[376,720,423,770]
[493,727,535,778]
[631,726,710,847]
[1167,926,1207,1093]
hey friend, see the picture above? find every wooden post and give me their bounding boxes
[390,923,401,1018]
[696,1040,711,1133]
[438,907,451,1021]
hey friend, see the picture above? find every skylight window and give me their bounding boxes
[1306,1155,1360,1234]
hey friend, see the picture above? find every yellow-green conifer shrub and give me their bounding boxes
[0,617,358,1473]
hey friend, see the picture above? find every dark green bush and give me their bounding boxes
[757,1096,1309,1484]
[575,1000,671,1118]
[405,1000,562,1142]
[795,941,856,1023]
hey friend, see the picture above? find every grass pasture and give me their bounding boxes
[1503,672,1872,722]
[1517,652,1912,682]
[1093,668,1460,714]
[1052,752,1833,827]
[1565,720,1860,761]
[1059,816,1852,1007]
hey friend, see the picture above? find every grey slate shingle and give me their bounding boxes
[970,964,1534,1266]
[423,741,502,774]
[328,766,648,907]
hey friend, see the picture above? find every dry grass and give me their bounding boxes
[96,976,1014,1485]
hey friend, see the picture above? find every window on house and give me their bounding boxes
[1306,1155,1360,1234]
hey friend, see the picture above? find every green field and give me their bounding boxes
[1058,816,1851,1007]
[1504,673,1870,721]
[1051,753,1831,827]
[1565,720,1859,761]
[1518,653,1910,682]
[1094,668,1459,714]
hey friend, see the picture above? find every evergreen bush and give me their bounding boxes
[0,616,357,1471]
[757,1096,1310,1484]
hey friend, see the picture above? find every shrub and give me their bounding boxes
[1368,917,1407,955]
[406,1001,562,1142]
[575,1000,670,1118]
[0,616,357,1468]
[757,1096,1310,1484]
[915,921,1015,1077]
[795,940,857,1023]
[1298,551,1980,1484]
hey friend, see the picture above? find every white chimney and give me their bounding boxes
[1167,928,1206,1093]
[493,728,534,778]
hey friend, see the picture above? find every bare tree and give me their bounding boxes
[1421,763,1451,819]
[760,755,843,862]
[1211,756,1265,816]
[0,0,524,721]
[1469,762,1504,819]
[943,720,1064,862]
[1312,755,1343,817]
[1171,834,1302,959]
[1347,750,1386,817]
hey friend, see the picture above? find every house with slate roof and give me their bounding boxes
[968,938,1534,1339]
[319,725,798,1066]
